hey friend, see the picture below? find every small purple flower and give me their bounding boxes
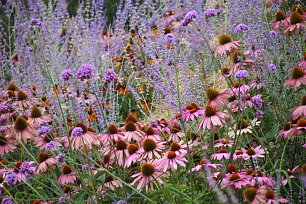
[234,69,248,79]
[27,47,33,52]
[61,69,73,81]
[234,24,250,33]
[19,161,35,177]
[5,173,17,186]
[71,127,83,137]
[182,10,198,26]
[112,200,128,204]
[164,33,175,44]
[58,196,67,203]
[255,109,264,118]
[37,126,51,136]
[39,120,48,126]
[1,196,14,204]
[269,30,277,38]
[46,141,57,151]
[0,104,14,114]
[150,119,159,127]
[56,153,65,164]
[204,9,218,17]
[76,64,95,81]
[268,64,277,72]
[252,95,263,108]
[103,69,118,83]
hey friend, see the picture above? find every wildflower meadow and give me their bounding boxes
[0,0,305,203]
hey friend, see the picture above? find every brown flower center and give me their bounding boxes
[167,151,177,159]
[31,106,42,118]
[297,118,306,127]
[143,138,157,152]
[205,105,217,117]
[126,114,138,123]
[141,163,155,177]
[283,122,292,131]
[171,124,182,133]
[229,173,240,181]
[116,139,127,150]
[290,11,304,24]
[125,121,137,132]
[292,66,305,79]
[17,90,28,101]
[145,127,155,135]
[63,185,71,194]
[247,169,255,175]
[291,5,304,15]
[233,81,242,88]
[218,148,227,153]
[108,124,118,134]
[14,161,23,172]
[246,148,256,156]
[38,152,50,163]
[14,116,28,131]
[255,170,264,177]
[0,160,9,166]
[128,144,139,154]
[302,164,306,175]
[226,164,237,173]
[243,187,257,203]
[218,34,232,45]
[275,11,286,21]
[199,158,210,165]
[170,142,181,151]
[190,102,199,110]
[301,96,306,106]
[104,175,114,183]
[222,67,230,75]
[62,165,72,174]
[0,136,8,146]
[7,82,17,91]
[265,190,275,200]
[237,119,249,130]
[206,88,219,100]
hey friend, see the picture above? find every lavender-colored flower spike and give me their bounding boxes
[268,64,277,72]
[234,69,248,79]
[234,24,250,33]
[204,9,218,17]
[182,11,198,26]
[61,69,73,81]
[269,30,277,38]
[5,173,18,186]
[76,64,95,81]
[1,196,14,204]
[71,127,83,137]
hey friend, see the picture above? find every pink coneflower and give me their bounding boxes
[98,124,124,144]
[297,52,306,68]
[191,158,221,172]
[199,105,226,130]
[214,139,234,148]
[233,150,247,161]
[221,173,250,189]
[7,116,36,144]
[206,88,229,108]
[125,144,141,167]
[250,79,265,90]
[182,102,204,122]
[68,123,99,150]
[279,122,294,139]
[103,174,123,190]
[169,141,188,156]
[241,146,265,160]
[284,11,305,35]
[252,170,276,187]
[138,138,164,160]
[285,66,306,90]
[229,119,260,138]
[124,121,145,143]
[36,152,56,173]
[229,51,254,75]
[168,124,184,142]
[58,165,78,185]
[291,95,306,120]
[27,106,51,125]
[158,151,187,172]
[143,127,162,142]
[296,118,306,132]
[229,81,250,96]
[282,166,299,186]
[104,138,129,166]
[16,90,31,109]
[131,161,164,192]
[215,34,241,57]
[264,189,288,204]
[169,113,182,125]
[154,118,171,134]
[210,148,230,160]
[272,11,289,30]
[0,135,16,155]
